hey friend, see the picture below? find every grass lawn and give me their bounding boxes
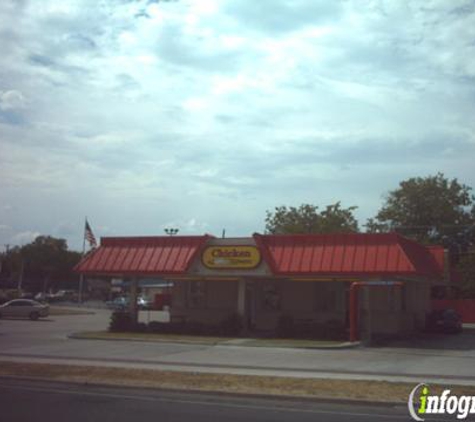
[1,360,474,403]
[72,331,351,348]
[242,338,349,348]
[72,331,233,345]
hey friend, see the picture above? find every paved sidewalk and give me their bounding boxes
[1,352,475,387]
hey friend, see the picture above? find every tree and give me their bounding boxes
[265,202,358,234]
[456,250,475,298]
[0,246,23,286]
[366,173,475,245]
[1,236,82,292]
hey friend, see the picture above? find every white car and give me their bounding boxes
[0,299,49,320]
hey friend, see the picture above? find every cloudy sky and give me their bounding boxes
[1,0,474,251]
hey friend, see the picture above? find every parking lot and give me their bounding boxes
[1,306,475,385]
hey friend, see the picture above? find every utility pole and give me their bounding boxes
[79,218,87,304]
[18,258,24,296]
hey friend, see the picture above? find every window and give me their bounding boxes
[315,284,336,312]
[261,282,280,311]
[9,300,30,307]
[401,285,407,311]
[187,281,206,308]
[387,286,403,311]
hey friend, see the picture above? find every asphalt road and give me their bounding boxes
[0,377,438,422]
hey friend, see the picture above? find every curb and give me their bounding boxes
[68,332,362,350]
[236,341,362,350]
[68,333,222,346]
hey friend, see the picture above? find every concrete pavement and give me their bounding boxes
[1,307,475,386]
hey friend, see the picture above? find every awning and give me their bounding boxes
[75,235,212,276]
[254,233,443,279]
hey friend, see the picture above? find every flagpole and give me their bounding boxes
[82,217,87,254]
[79,217,87,304]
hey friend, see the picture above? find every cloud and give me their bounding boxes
[53,221,77,237]
[224,0,343,34]
[11,231,41,245]
[0,90,26,110]
[0,0,474,250]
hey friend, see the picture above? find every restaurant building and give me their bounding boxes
[75,232,447,341]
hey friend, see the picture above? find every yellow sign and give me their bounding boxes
[202,246,261,269]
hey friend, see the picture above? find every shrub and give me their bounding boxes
[185,322,206,335]
[148,321,166,333]
[295,320,346,340]
[276,314,295,338]
[109,311,135,332]
[146,315,244,337]
[135,322,148,333]
[147,321,186,334]
[274,317,347,340]
[219,313,243,336]
[324,319,347,340]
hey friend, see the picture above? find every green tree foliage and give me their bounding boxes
[0,236,82,292]
[0,246,23,283]
[366,173,475,244]
[265,202,358,234]
[456,250,475,298]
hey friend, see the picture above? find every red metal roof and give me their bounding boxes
[75,235,212,276]
[426,245,445,274]
[254,233,443,279]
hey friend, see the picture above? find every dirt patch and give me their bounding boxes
[1,361,474,403]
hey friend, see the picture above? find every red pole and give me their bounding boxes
[349,282,361,342]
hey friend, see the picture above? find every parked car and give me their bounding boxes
[106,296,152,310]
[137,296,153,310]
[0,299,49,320]
[425,309,463,334]
[34,292,50,302]
[54,290,78,301]
[106,296,130,310]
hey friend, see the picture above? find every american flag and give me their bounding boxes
[84,220,97,248]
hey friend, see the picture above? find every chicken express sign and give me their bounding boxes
[202,246,261,269]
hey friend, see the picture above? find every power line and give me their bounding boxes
[391,224,475,229]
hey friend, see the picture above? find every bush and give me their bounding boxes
[135,322,148,333]
[109,311,135,332]
[185,322,206,335]
[147,321,167,333]
[274,317,346,340]
[147,321,187,334]
[219,313,243,336]
[276,314,295,338]
[324,319,346,340]
[295,320,346,340]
